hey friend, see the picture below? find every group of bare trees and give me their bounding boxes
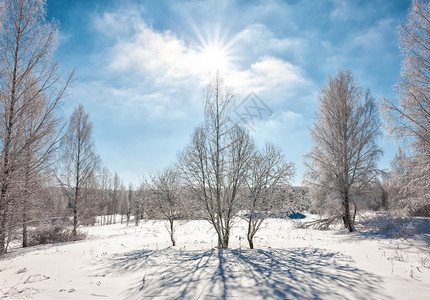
[142,75,296,249]
[305,0,430,231]
[178,75,258,249]
[56,104,146,233]
[0,0,73,253]
[83,167,144,228]
[0,0,141,254]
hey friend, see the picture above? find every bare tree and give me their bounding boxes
[0,0,73,253]
[18,83,69,247]
[304,69,382,232]
[379,0,430,216]
[126,183,133,226]
[119,181,127,224]
[19,125,58,246]
[57,104,99,237]
[134,181,145,226]
[384,147,411,212]
[110,172,121,224]
[178,74,255,248]
[243,143,295,249]
[97,166,111,225]
[147,166,183,246]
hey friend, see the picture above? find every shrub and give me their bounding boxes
[29,224,86,246]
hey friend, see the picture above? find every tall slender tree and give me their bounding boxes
[134,181,146,226]
[58,104,99,237]
[111,172,121,224]
[19,91,61,247]
[305,69,382,232]
[126,183,133,226]
[97,166,111,225]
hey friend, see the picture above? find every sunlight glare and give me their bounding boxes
[199,44,230,73]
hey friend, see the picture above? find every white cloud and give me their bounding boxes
[251,57,304,87]
[330,0,350,20]
[108,24,199,81]
[227,56,307,97]
[329,0,377,22]
[260,110,302,130]
[232,24,308,65]
[350,19,395,52]
[92,10,143,38]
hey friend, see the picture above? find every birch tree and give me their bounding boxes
[379,0,430,216]
[178,74,255,248]
[304,69,382,232]
[58,104,99,237]
[0,0,72,253]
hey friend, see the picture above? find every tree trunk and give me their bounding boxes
[73,200,78,238]
[0,108,14,254]
[0,203,8,254]
[248,237,254,249]
[352,202,357,223]
[343,196,356,232]
[247,215,254,249]
[217,237,224,249]
[22,150,31,248]
[169,219,176,246]
[223,235,229,249]
[22,197,28,247]
[218,229,229,249]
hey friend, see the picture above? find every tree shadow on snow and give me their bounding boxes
[347,216,430,253]
[93,247,391,299]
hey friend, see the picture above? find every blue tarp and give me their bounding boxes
[244,211,306,219]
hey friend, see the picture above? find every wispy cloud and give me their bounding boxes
[349,18,396,53]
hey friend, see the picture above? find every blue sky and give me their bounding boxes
[47,0,410,186]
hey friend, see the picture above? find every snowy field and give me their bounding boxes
[0,214,429,299]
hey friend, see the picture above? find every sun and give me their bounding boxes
[199,43,230,73]
[189,22,237,75]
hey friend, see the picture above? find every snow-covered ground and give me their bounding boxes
[0,214,429,299]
